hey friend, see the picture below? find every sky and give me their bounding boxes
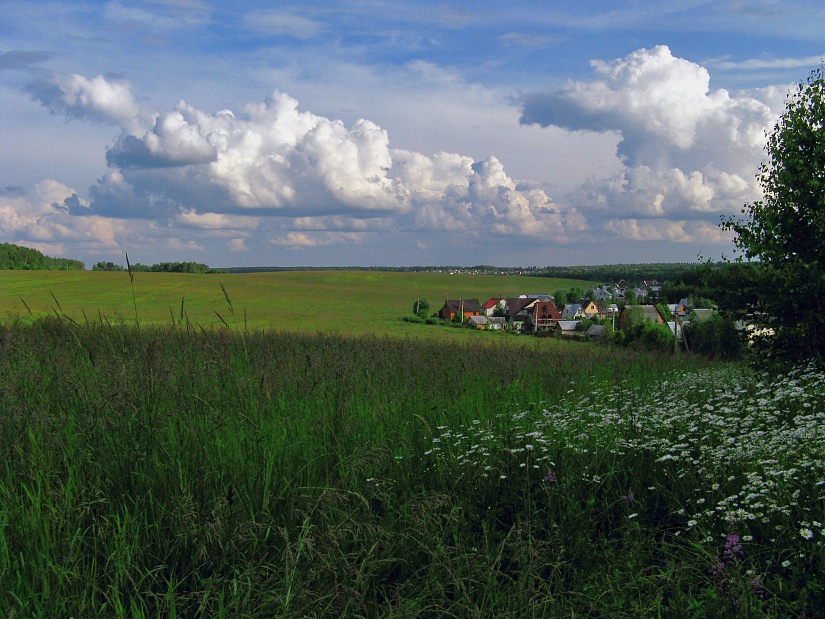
[1,1,824,268]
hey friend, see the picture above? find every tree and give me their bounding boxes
[721,66,825,365]
[553,290,567,306]
[412,298,430,318]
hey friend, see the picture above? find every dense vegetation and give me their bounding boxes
[527,263,701,284]
[0,242,84,270]
[722,66,825,367]
[93,260,227,274]
[1,315,823,617]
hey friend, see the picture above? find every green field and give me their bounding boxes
[2,270,823,617]
[0,270,598,337]
[1,319,823,617]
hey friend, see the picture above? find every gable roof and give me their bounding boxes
[505,297,533,315]
[482,297,503,309]
[442,299,482,314]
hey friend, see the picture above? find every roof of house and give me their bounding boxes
[556,320,579,331]
[562,303,581,319]
[622,304,666,323]
[482,297,503,309]
[467,315,488,326]
[506,297,534,315]
[488,317,507,325]
[442,299,482,313]
[587,324,605,336]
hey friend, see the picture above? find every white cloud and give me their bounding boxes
[27,73,151,133]
[708,54,825,71]
[0,180,127,251]
[268,231,367,248]
[227,238,248,252]
[23,71,591,248]
[520,45,786,232]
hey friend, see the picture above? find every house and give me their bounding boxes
[561,303,585,320]
[504,297,535,318]
[586,324,606,341]
[617,304,667,329]
[509,310,535,333]
[487,317,507,330]
[467,315,489,329]
[532,301,562,331]
[644,280,663,294]
[439,299,482,321]
[581,299,607,319]
[482,297,505,317]
[554,320,581,337]
[591,287,613,302]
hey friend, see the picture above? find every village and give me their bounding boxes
[432,279,703,342]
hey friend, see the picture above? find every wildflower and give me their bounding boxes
[628,513,638,519]
[724,534,743,559]
[800,528,814,541]
[688,520,698,527]
[743,535,753,542]
[543,470,557,483]
[782,560,792,568]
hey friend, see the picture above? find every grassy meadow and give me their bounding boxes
[1,270,824,617]
[0,270,596,338]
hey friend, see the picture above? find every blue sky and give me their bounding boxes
[1,1,823,268]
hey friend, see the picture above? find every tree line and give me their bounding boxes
[92,261,227,274]
[0,243,85,270]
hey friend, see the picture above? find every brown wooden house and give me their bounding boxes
[532,301,562,331]
[439,299,482,321]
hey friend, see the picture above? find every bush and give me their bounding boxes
[686,315,742,360]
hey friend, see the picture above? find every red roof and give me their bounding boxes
[482,297,503,309]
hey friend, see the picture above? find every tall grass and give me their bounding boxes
[0,317,822,617]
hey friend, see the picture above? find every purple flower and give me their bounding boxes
[543,470,557,483]
[724,534,743,559]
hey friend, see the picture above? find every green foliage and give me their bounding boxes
[553,289,567,305]
[686,314,742,360]
[92,261,125,271]
[128,261,218,273]
[722,66,825,365]
[3,320,822,616]
[531,262,699,283]
[0,242,84,270]
[412,297,430,318]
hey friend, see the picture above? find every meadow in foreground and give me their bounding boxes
[1,317,823,617]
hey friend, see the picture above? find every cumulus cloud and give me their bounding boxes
[27,73,150,132]
[0,180,127,251]
[11,49,787,260]
[20,70,589,249]
[520,45,785,231]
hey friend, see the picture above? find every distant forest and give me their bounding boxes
[92,260,228,274]
[0,242,705,283]
[226,263,704,282]
[526,263,707,284]
[0,243,84,270]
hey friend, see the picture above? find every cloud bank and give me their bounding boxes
[12,69,582,255]
[3,45,790,262]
